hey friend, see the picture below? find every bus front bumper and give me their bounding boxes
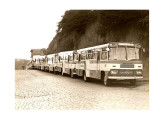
[108,76,143,80]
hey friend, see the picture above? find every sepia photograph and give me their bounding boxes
[2,0,165,120]
[15,9,149,110]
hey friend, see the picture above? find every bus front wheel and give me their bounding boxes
[70,69,74,78]
[103,74,111,86]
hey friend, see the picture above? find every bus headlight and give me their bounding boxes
[110,70,118,75]
[136,70,142,75]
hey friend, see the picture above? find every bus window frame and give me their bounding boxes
[64,55,68,61]
[92,52,98,60]
[68,55,73,62]
[55,55,59,63]
[59,55,65,62]
[73,53,79,62]
[59,56,63,62]
[87,53,93,60]
[87,52,97,60]
[79,52,86,61]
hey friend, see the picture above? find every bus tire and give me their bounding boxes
[53,67,57,74]
[130,79,136,86]
[83,72,89,82]
[70,69,74,78]
[104,78,110,86]
[103,73,110,86]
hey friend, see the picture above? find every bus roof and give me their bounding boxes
[46,54,55,58]
[77,44,109,53]
[58,51,74,57]
[109,42,141,47]
[33,55,45,59]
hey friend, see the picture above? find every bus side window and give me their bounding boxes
[101,51,108,60]
[88,53,93,59]
[93,52,97,59]
[55,55,58,62]
[80,53,86,61]
[65,55,68,61]
[73,53,78,61]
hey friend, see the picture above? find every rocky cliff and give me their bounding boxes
[47,10,148,54]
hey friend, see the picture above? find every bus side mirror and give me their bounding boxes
[106,48,110,51]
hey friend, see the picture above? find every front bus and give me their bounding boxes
[101,42,144,86]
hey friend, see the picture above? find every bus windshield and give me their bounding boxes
[109,47,140,60]
[127,47,140,60]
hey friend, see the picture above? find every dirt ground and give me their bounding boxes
[15,70,149,110]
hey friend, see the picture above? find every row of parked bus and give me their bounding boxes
[31,42,145,86]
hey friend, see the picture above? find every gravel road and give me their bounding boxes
[15,70,149,110]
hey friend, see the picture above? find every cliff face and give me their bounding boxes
[46,10,149,55]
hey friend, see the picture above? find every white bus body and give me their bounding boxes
[57,51,77,76]
[76,42,143,86]
[31,42,144,86]
[44,54,55,72]
[32,55,45,70]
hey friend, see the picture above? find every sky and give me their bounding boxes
[1,0,159,60]
[1,0,162,60]
[5,1,66,60]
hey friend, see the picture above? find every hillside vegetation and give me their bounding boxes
[15,59,30,70]
[46,10,149,56]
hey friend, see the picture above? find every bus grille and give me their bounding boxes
[119,70,134,76]
[120,64,134,68]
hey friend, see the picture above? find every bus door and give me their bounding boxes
[86,50,99,79]
[77,52,86,76]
